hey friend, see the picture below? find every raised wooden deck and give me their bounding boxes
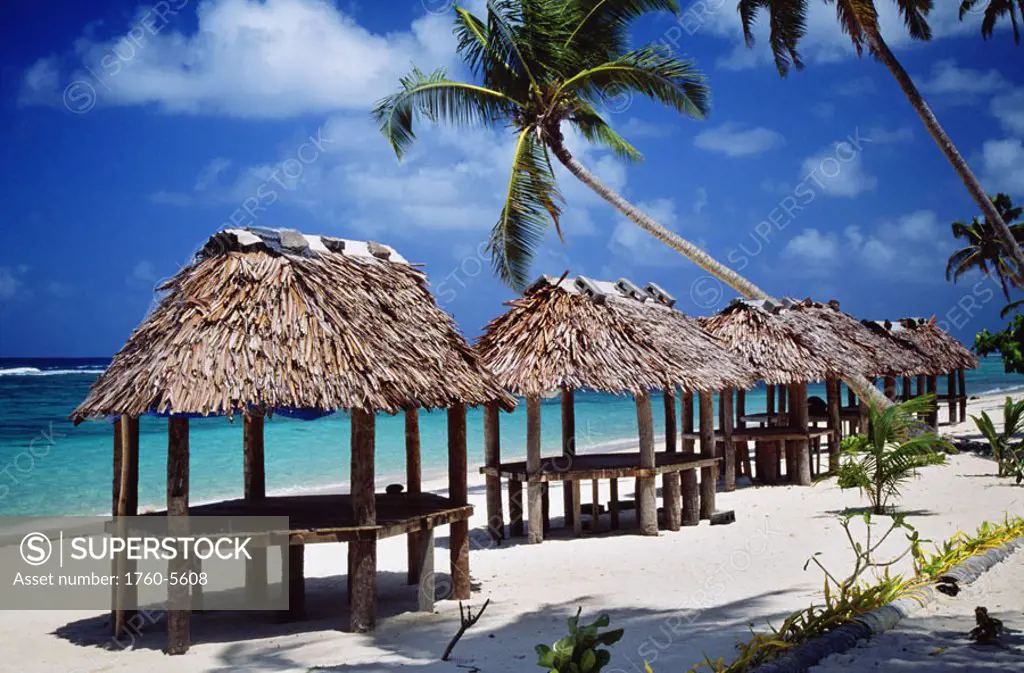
[679,426,835,442]
[479,451,719,482]
[142,493,473,544]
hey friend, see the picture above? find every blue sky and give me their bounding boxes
[0,0,1022,357]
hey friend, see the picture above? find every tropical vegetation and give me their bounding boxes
[946,193,1024,302]
[535,608,624,673]
[836,396,951,514]
[976,314,1024,373]
[736,0,1024,282]
[972,396,1024,481]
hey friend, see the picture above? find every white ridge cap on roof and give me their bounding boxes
[221,228,409,264]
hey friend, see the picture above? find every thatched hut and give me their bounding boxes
[863,318,978,425]
[700,298,882,485]
[73,227,515,651]
[476,275,753,542]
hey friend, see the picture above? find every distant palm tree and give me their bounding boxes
[737,0,1024,282]
[373,0,766,298]
[960,0,1024,43]
[947,193,1024,301]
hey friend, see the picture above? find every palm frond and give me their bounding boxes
[558,46,710,119]
[487,127,564,290]
[484,0,540,90]
[453,6,530,100]
[563,1,680,50]
[739,0,808,76]
[570,102,643,162]
[1001,298,1024,318]
[827,0,879,56]
[893,0,934,41]
[372,67,518,159]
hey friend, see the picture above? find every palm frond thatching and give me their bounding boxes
[475,275,755,397]
[862,318,979,376]
[72,228,516,421]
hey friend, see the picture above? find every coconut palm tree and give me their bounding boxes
[960,0,1024,43]
[373,0,766,297]
[373,0,891,407]
[946,193,1024,301]
[737,0,1024,282]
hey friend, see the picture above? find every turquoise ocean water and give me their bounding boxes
[1,356,1022,517]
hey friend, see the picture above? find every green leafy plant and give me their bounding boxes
[536,608,623,673]
[836,395,952,514]
[972,396,1024,482]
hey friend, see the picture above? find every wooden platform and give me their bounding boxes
[741,407,860,425]
[679,427,835,442]
[479,451,719,482]
[142,493,473,544]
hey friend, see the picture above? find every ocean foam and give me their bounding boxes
[0,367,106,376]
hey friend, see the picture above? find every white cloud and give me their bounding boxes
[799,143,876,198]
[779,211,948,282]
[617,118,672,139]
[916,60,1009,97]
[609,198,680,265]
[131,261,158,284]
[694,123,784,158]
[865,126,914,144]
[980,138,1024,196]
[991,89,1024,136]
[195,158,232,191]
[0,267,24,301]
[20,0,465,117]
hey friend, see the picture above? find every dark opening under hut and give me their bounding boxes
[475,275,753,543]
[72,227,515,653]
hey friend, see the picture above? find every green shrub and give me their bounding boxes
[535,608,623,673]
[972,396,1024,482]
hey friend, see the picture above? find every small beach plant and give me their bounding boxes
[836,395,951,515]
[972,396,1024,482]
[535,608,623,673]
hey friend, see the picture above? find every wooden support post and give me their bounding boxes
[243,412,266,501]
[902,376,912,401]
[287,545,305,620]
[636,390,658,535]
[926,375,938,428]
[917,375,926,397]
[681,392,699,526]
[482,402,503,542]
[526,394,543,544]
[609,479,620,530]
[784,383,798,480]
[777,384,788,424]
[946,372,957,425]
[698,390,716,520]
[826,377,841,475]
[571,480,582,536]
[958,368,967,422]
[591,479,601,533]
[349,408,377,633]
[662,388,680,531]
[735,389,749,478]
[447,403,470,600]
[561,388,576,529]
[883,376,897,401]
[416,529,435,613]
[112,416,139,638]
[243,412,268,603]
[766,384,776,419]
[406,408,429,584]
[721,389,736,491]
[508,480,524,537]
[541,482,551,535]
[166,417,190,655]
[793,382,811,486]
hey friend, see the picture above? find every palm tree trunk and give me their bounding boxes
[547,136,893,412]
[547,137,770,299]
[866,29,1024,279]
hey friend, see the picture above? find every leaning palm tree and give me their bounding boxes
[374,0,890,407]
[946,193,1024,301]
[960,0,1024,43]
[373,0,765,297]
[738,0,1024,282]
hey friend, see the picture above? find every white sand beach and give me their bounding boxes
[2,391,1022,673]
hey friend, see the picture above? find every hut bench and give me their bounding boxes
[480,452,719,535]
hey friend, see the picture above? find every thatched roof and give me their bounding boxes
[862,318,978,376]
[73,228,515,422]
[475,275,754,397]
[779,299,933,378]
